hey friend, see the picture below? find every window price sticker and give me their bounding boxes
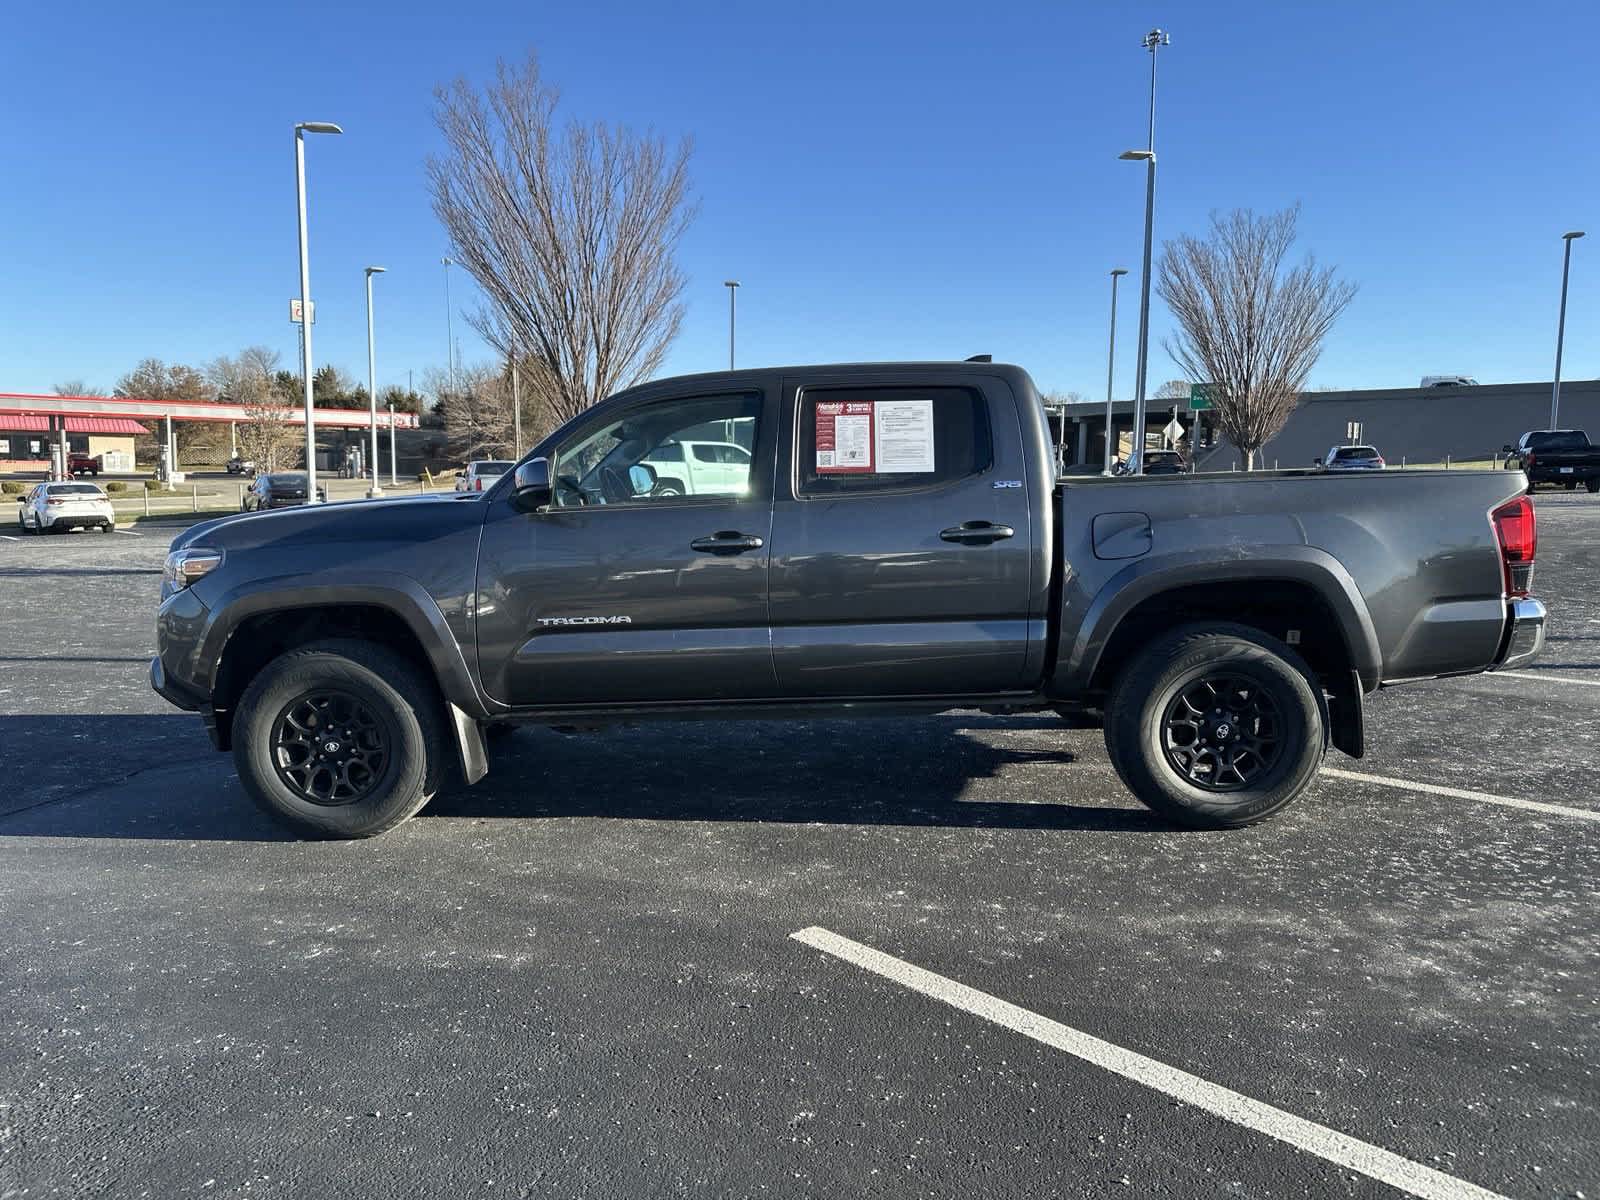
[815,401,875,473]
[873,399,935,473]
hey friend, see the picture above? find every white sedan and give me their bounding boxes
[15,481,117,533]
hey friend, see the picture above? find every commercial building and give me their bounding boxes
[0,414,146,472]
[1051,379,1600,471]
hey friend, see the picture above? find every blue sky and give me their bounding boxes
[2,0,1596,400]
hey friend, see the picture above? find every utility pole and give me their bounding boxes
[1103,268,1129,474]
[1551,231,1585,428]
[364,266,387,497]
[293,120,343,499]
[442,257,457,402]
[724,280,740,370]
[511,355,523,458]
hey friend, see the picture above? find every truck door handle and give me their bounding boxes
[690,531,765,555]
[940,521,1015,545]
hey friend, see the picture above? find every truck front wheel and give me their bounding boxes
[233,639,445,838]
[1104,623,1324,829]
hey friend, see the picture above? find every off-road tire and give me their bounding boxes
[233,639,446,838]
[1104,622,1325,829]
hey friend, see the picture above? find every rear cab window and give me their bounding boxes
[1527,432,1589,451]
[795,386,992,497]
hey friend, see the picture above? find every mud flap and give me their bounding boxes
[448,702,489,784]
[1327,669,1366,759]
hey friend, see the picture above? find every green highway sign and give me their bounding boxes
[1189,383,1215,412]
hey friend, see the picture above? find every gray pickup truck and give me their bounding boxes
[152,362,1546,838]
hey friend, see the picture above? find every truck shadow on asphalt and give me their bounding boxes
[0,715,1172,840]
[424,721,1171,833]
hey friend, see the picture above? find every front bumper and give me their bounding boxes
[1489,598,1546,671]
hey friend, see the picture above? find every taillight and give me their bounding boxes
[1523,451,1535,471]
[47,498,64,506]
[1373,457,1385,467]
[1492,495,1536,597]
[475,478,483,491]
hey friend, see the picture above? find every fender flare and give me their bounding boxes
[1062,547,1383,696]
[198,572,493,783]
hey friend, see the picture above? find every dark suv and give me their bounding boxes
[242,473,327,511]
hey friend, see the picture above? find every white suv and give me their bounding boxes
[17,481,117,533]
[640,440,752,497]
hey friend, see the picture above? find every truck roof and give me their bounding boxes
[609,361,1038,400]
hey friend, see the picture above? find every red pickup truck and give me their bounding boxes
[68,453,103,477]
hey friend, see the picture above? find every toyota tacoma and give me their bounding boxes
[152,362,1546,837]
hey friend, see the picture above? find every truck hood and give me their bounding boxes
[168,492,486,554]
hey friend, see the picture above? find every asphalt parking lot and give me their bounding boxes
[1,496,1596,1199]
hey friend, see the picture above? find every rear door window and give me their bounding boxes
[796,386,992,497]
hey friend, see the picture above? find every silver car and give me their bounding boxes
[455,460,514,493]
[1320,444,1386,471]
[16,481,117,533]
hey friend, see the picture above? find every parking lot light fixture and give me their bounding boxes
[1120,28,1169,477]
[294,120,343,502]
[365,266,387,499]
[1551,231,1585,428]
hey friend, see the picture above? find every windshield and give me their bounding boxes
[1527,431,1589,451]
[47,483,104,496]
[475,461,513,474]
[267,474,307,487]
[1335,446,1380,460]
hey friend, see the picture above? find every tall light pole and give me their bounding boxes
[441,257,458,402]
[724,280,740,370]
[364,266,387,497]
[1551,231,1585,429]
[1103,268,1129,475]
[294,121,342,500]
[1120,27,1169,475]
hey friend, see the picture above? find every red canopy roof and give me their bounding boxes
[2,414,149,435]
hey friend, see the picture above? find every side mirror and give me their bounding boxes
[510,457,552,512]
[627,463,657,495]
[1501,444,1513,454]
[1314,457,1323,467]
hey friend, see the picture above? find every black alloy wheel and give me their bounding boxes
[270,689,392,806]
[1159,672,1285,792]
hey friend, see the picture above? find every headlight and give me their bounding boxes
[163,547,223,589]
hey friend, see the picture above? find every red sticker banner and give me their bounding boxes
[814,401,875,473]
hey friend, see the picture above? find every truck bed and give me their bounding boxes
[1051,467,1528,692]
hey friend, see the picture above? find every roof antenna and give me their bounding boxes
[965,354,992,363]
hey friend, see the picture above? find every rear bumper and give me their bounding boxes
[1489,598,1546,671]
[1528,465,1600,483]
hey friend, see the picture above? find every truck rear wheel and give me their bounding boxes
[233,639,444,838]
[1104,623,1324,829]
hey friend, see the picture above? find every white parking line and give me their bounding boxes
[792,926,1511,1200]
[0,534,17,541]
[1322,767,1600,823]
[1496,670,1600,688]
[113,529,142,536]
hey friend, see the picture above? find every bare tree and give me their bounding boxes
[1154,379,1190,401]
[428,53,697,431]
[1157,205,1356,470]
[54,380,107,396]
[236,400,299,472]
